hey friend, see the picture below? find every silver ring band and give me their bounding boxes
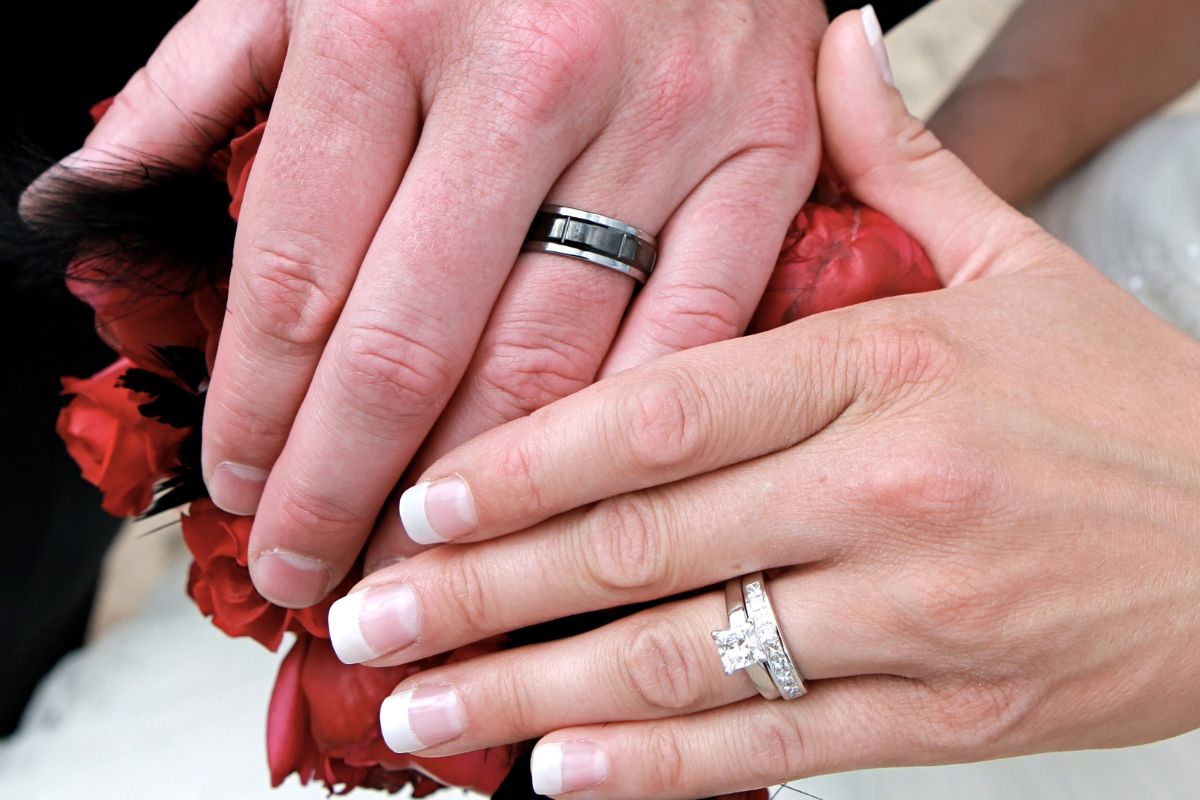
[712,571,807,701]
[522,204,657,284]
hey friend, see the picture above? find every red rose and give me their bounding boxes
[57,358,188,516]
[268,635,517,795]
[226,119,266,220]
[183,499,346,651]
[750,201,941,333]
[66,259,224,373]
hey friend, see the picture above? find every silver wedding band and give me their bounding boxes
[712,571,806,701]
[522,204,658,284]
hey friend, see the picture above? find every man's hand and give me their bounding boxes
[26,0,828,605]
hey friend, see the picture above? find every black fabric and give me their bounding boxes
[0,0,195,736]
[825,0,933,30]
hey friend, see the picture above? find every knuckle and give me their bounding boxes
[495,429,551,519]
[485,2,613,123]
[275,484,361,533]
[897,116,950,172]
[750,100,819,158]
[622,616,708,712]
[856,319,959,394]
[922,678,1037,756]
[437,552,502,635]
[206,387,292,448]
[746,711,812,782]
[847,432,998,523]
[640,277,744,353]
[583,494,669,593]
[888,562,1015,655]
[335,318,456,424]
[615,369,713,474]
[642,723,688,790]
[473,325,596,417]
[630,37,714,137]
[488,666,542,737]
[239,241,345,349]
[110,67,159,120]
[300,0,417,98]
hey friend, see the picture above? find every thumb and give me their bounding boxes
[818,6,1048,285]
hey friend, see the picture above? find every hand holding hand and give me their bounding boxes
[327,11,1200,797]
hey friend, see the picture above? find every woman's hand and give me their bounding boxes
[27,0,826,607]
[326,11,1200,798]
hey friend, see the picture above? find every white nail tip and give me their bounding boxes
[861,4,883,46]
[328,591,376,665]
[379,689,425,754]
[530,743,565,796]
[399,482,446,545]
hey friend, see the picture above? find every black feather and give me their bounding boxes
[0,128,236,305]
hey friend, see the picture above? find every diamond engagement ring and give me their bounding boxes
[712,572,806,701]
[522,204,658,284]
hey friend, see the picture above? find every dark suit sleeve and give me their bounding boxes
[825,1,933,31]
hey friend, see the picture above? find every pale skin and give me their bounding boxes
[24,0,829,608]
[325,11,1200,798]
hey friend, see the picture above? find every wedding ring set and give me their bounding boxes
[712,572,806,701]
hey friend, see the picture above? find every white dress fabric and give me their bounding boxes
[2,114,1198,800]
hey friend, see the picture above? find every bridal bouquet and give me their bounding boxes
[42,99,937,797]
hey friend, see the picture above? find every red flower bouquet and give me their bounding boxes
[47,100,938,797]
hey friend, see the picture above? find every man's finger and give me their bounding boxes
[600,137,818,376]
[201,1,423,515]
[245,70,600,606]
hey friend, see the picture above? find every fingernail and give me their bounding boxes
[209,462,269,516]
[252,549,333,608]
[379,686,466,754]
[328,584,420,664]
[861,5,896,87]
[399,476,477,545]
[531,741,610,795]
[363,555,407,575]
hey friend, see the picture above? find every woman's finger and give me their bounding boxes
[393,315,863,547]
[528,675,933,799]
[369,570,916,757]
[20,0,285,215]
[345,447,855,665]
[201,1,424,516]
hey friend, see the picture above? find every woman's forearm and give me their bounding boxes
[929,0,1200,204]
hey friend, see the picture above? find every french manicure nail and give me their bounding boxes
[328,584,420,664]
[209,461,269,516]
[531,741,610,795]
[379,686,466,754]
[253,549,333,608]
[861,5,896,87]
[398,475,477,545]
